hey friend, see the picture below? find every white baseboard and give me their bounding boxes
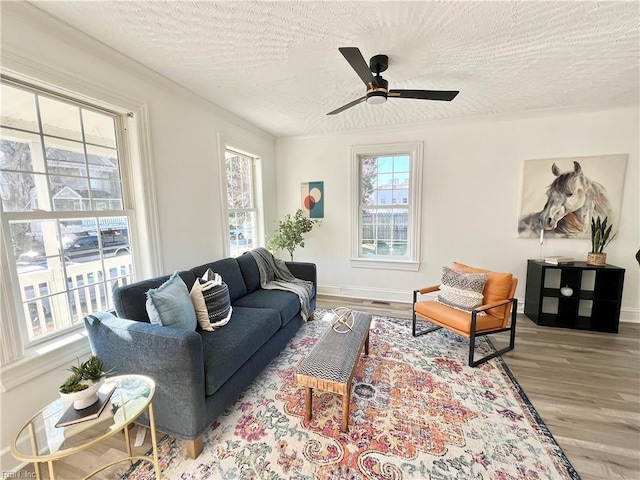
[1,443,28,475]
[317,284,639,322]
[620,309,640,323]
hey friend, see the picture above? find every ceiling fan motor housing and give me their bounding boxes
[367,76,388,104]
[369,54,389,73]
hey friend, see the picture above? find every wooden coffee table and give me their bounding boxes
[295,310,372,432]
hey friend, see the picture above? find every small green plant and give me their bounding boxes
[590,216,616,253]
[59,371,87,393]
[59,356,109,394]
[267,209,320,261]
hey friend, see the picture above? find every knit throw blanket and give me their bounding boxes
[249,248,313,321]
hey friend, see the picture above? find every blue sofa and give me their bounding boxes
[84,253,316,458]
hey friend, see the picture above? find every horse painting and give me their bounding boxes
[518,161,612,238]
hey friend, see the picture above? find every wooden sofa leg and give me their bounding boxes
[186,436,203,459]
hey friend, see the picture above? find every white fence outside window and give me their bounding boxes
[18,255,133,341]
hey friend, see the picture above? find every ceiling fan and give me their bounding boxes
[327,47,459,115]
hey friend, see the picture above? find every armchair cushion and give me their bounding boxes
[414,300,504,337]
[452,262,514,318]
[437,266,488,314]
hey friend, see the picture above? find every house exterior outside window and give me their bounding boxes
[350,142,423,271]
[0,79,136,346]
[225,148,261,257]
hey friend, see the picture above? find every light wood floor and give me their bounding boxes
[19,295,639,479]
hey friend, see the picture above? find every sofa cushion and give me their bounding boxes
[452,262,514,318]
[200,307,280,396]
[191,258,247,302]
[146,271,197,330]
[114,271,196,323]
[237,252,261,293]
[232,289,301,328]
[437,266,488,315]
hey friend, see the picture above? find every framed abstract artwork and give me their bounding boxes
[518,154,627,239]
[301,181,324,218]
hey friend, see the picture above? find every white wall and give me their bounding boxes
[0,4,276,471]
[275,107,639,320]
[2,2,638,473]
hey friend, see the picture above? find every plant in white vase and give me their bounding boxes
[59,356,110,409]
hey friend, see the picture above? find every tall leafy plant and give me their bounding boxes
[268,209,320,261]
[590,216,616,253]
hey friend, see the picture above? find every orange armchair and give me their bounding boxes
[412,262,518,367]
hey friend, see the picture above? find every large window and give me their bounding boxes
[225,148,260,257]
[351,142,423,271]
[1,80,135,345]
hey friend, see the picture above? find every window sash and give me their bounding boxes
[225,148,259,257]
[1,78,136,347]
[350,142,423,271]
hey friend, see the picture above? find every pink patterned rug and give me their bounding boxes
[122,312,579,480]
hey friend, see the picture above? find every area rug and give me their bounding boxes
[121,311,580,480]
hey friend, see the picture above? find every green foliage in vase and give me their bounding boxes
[267,209,320,261]
[590,216,616,253]
[59,355,110,394]
[59,371,88,393]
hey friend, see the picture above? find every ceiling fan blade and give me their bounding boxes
[389,89,459,101]
[339,47,379,88]
[327,96,367,115]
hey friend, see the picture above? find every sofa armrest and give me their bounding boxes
[286,261,317,286]
[84,312,207,440]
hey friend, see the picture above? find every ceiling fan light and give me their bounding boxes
[366,91,387,105]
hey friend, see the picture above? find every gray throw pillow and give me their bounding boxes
[437,266,488,315]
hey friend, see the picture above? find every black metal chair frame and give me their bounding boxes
[412,289,518,367]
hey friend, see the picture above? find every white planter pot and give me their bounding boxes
[59,377,105,410]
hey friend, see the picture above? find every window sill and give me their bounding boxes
[0,331,91,392]
[349,258,420,272]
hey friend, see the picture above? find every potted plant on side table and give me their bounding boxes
[587,216,616,266]
[59,356,110,410]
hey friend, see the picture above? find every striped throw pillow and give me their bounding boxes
[437,266,488,315]
[190,269,233,331]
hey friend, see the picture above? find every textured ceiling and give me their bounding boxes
[31,1,639,138]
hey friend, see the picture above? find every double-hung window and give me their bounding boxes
[225,148,261,257]
[1,79,136,346]
[351,142,423,271]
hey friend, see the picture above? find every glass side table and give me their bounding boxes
[11,374,161,480]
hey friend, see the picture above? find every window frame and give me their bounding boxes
[0,68,160,389]
[350,142,423,272]
[218,138,264,258]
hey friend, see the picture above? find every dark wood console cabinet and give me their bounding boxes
[524,260,625,333]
